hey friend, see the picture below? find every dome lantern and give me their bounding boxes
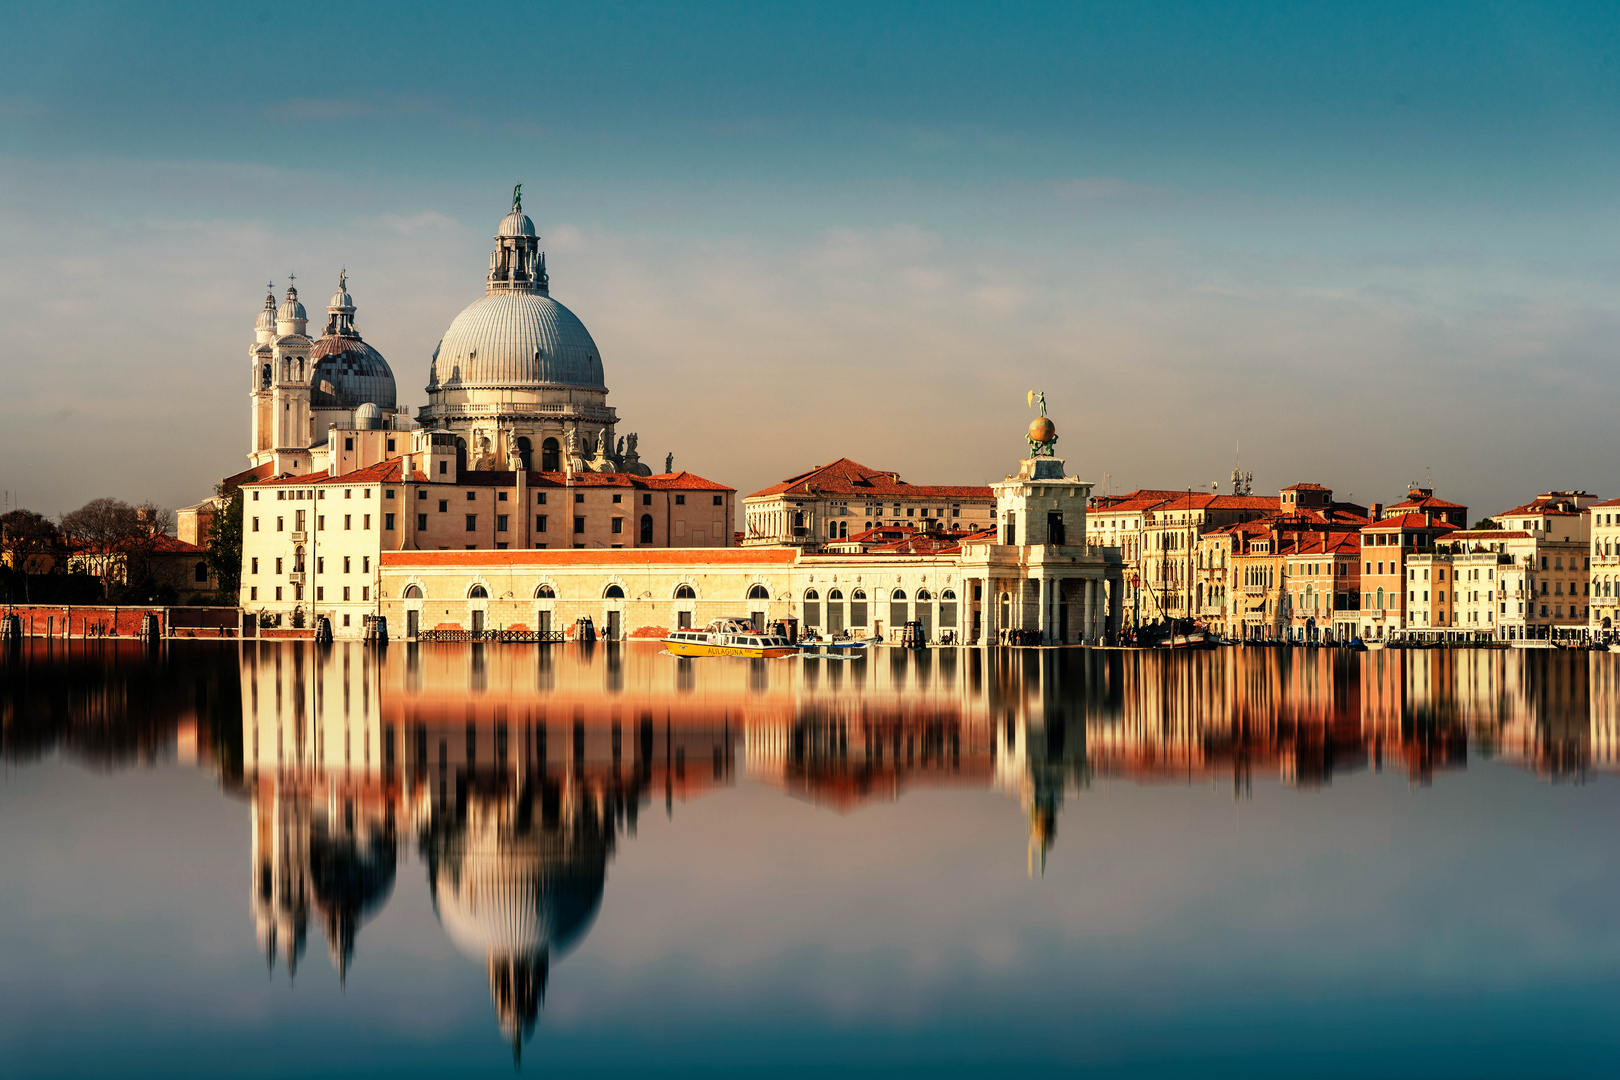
[275,278,308,336]
[487,185,547,295]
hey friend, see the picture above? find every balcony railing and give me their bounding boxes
[290,531,307,543]
[288,572,306,585]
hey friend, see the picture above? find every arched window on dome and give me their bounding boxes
[541,438,560,472]
[516,436,532,471]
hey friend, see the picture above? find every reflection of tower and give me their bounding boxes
[251,777,311,978]
[249,773,398,983]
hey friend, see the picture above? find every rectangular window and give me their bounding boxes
[252,492,259,502]
[438,500,449,513]
[252,517,260,532]
[537,493,547,505]
[643,494,652,506]
[537,514,548,533]
[317,516,324,530]
[277,517,284,532]
[386,489,395,499]
[497,515,509,532]
[275,557,283,574]
[465,514,477,532]
[439,461,447,475]
[713,495,723,506]
[250,587,258,601]
[387,439,395,452]
[316,587,324,601]
[362,587,369,601]
[612,517,623,534]
[363,557,369,572]
[574,516,585,534]
[363,514,369,529]
[344,437,354,451]
[498,491,507,502]
[575,493,585,504]
[316,557,324,573]
[676,494,686,505]
[466,491,476,501]
[417,514,427,530]
[343,556,351,573]
[343,586,351,601]
[251,557,259,574]
[344,515,352,530]
[275,587,282,601]
[385,513,395,530]
[612,494,622,503]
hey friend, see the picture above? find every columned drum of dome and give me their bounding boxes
[310,272,399,412]
[418,190,638,475]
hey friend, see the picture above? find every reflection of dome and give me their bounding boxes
[424,794,611,1057]
[308,816,398,982]
[430,292,604,390]
[1028,416,1056,444]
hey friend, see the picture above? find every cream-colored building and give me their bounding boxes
[1588,498,1620,637]
[379,447,1119,645]
[742,458,994,549]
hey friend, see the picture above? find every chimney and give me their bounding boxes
[1372,502,1384,519]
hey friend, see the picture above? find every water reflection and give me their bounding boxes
[6,639,1620,1061]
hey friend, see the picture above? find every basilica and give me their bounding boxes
[246,188,648,479]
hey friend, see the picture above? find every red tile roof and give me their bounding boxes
[247,459,732,492]
[1282,482,1331,492]
[748,458,991,500]
[1363,514,1458,532]
[382,548,797,569]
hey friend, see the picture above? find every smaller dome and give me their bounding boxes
[355,402,383,429]
[328,270,355,312]
[498,210,536,238]
[256,306,276,332]
[278,286,307,322]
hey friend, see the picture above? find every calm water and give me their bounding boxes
[3,640,1620,1077]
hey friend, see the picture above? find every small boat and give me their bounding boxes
[1365,641,1387,651]
[663,617,799,658]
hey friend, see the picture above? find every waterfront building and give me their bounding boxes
[1281,532,1362,642]
[742,459,994,550]
[1589,497,1620,635]
[1136,492,1279,625]
[1356,512,1457,640]
[1085,489,1186,628]
[377,437,1118,645]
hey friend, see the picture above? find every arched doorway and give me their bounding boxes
[515,436,532,470]
[541,437,560,471]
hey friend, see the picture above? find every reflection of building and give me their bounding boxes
[226,637,1620,1054]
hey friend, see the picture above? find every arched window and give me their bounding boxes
[916,589,932,601]
[828,588,844,600]
[890,589,907,601]
[803,589,820,628]
[535,584,555,599]
[640,514,654,543]
[541,437,560,472]
[804,589,820,601]
[850,588,868,626]
[455,437,468,473]
[605,584,625,599]
[748,584,770,600]
[260,364,271,389]
[939,588,958,629]
[469,584,488,599]
[674,584,696,599]
[1376,587,1385,609]
[403,585,423,599]
[516,436,533,470]
[193,561,209,583]
[941,589,956,600]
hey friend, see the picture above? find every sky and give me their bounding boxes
[5,1,1620,518]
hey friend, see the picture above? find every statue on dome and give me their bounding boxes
[665,452,674,474]
[1025,390,1058,457]
[513,183,522,212]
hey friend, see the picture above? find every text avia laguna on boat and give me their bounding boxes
[663,617,800,658]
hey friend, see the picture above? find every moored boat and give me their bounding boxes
[663,617,799,658]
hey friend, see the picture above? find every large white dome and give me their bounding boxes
[428,292,605,391]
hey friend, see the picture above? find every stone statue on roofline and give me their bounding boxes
[665,452,674,474]
[1025,390,1058,458]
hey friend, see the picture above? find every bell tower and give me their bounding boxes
[248,279,316,474]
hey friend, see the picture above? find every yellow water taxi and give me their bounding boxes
[663,617,800,658]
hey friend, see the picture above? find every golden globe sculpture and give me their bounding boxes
[1028,416,1056,445]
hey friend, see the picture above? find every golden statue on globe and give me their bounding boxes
[1026,390,1058,457]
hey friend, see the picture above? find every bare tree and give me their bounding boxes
[0,509,62,601]
[59,498,165,586]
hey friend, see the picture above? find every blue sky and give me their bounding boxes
[5,2,1620,515]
